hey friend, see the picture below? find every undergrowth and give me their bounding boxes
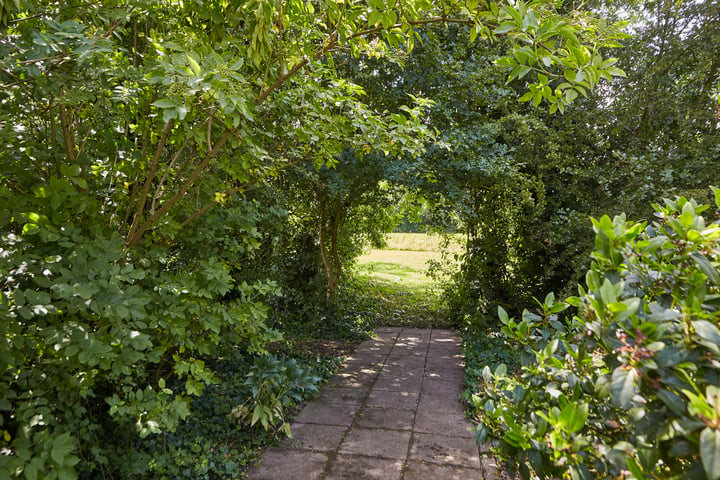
[337,274,454,329]
[128,349,343,479]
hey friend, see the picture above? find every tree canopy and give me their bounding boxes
[5,0,718,478]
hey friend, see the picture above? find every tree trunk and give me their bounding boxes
[318,198,343,307]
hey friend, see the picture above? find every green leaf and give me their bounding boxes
[693,321,720,353]
[51,433,74,466]
[519,91,534,102]
[24,458,44,480]
[60,164,81,177]
[611,367,637,408]
[498,306,509,325]
[656,389,686,416]
[690,251,720,285]
[626,456,644,479]
[559,402,588,432]
[186,53,201,76]
[701,428,720,480]
[162,107,178,123]
[711,186,720,209]
[58,467,77,480]
[151,99,179,109]
[495,22,517,34]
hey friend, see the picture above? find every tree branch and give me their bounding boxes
[126,120,174,241]
[58,104,76,162]
[152,138,193,214]
[254,16,480,106]
[179,156,306,228]
[125,128,235,248]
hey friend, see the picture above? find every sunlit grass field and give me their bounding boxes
[376,232,464,252]
[355,250,443,288]
[347,233,463,328]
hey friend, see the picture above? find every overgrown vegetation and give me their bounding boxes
[122,351,342,479]
[1,0,717,478]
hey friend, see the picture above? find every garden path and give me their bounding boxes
[246,327,501,479]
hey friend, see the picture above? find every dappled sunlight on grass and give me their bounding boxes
[345,237,461,329]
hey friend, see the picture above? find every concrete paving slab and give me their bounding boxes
[403,461,485,480]
[367,389,419,409]
[344,352,388,366]
[372,375,423,394]
[354,346,394,356]
[359,337,396,347]
[427,351,463,361]
[372,329,402,341]
[428,337,462,346]
[319,386,369,405]
[385,354,427,367]
[418,392,465,414]
[293,398,359,426]
[427,353,465,364]
[409,432,482,468]
[338,427,411,459]
[430,329,461,340]
[325,455,404,480]
[428,344,463,353]
[427,342,463,353]
[394,343,428,351]
[390,345,428,356]
[338,363,381,376]
[424,365,465,381]
[377,365,425,380]
[422,377,464,397]
[354,405,415,430]
[402,327,434,335]
[360,335,396,344]
[282,423,348,451]
[425,356,464,369]
[247,447,327,480]
[414,409,475,437]
[480,454,504,480]
[327,371,378,389]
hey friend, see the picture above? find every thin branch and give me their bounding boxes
[103,7,135,39]
[180,157,305,228]
[17,55,65,65]
[119,173,140,233]
[126,120,174,241]
[254,57,311,106]
[125,128,235,248]
[152,137,193,214]
[58,104,76,162]
[254,16,480,106]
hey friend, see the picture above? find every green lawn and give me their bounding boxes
[355,249,443,288]
[346,234,462,329]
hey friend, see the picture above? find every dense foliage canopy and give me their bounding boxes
[1,0,717,478]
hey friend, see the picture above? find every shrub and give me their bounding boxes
[230,354,322,436]
[470,189,720,480]
[0,181,280,478]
